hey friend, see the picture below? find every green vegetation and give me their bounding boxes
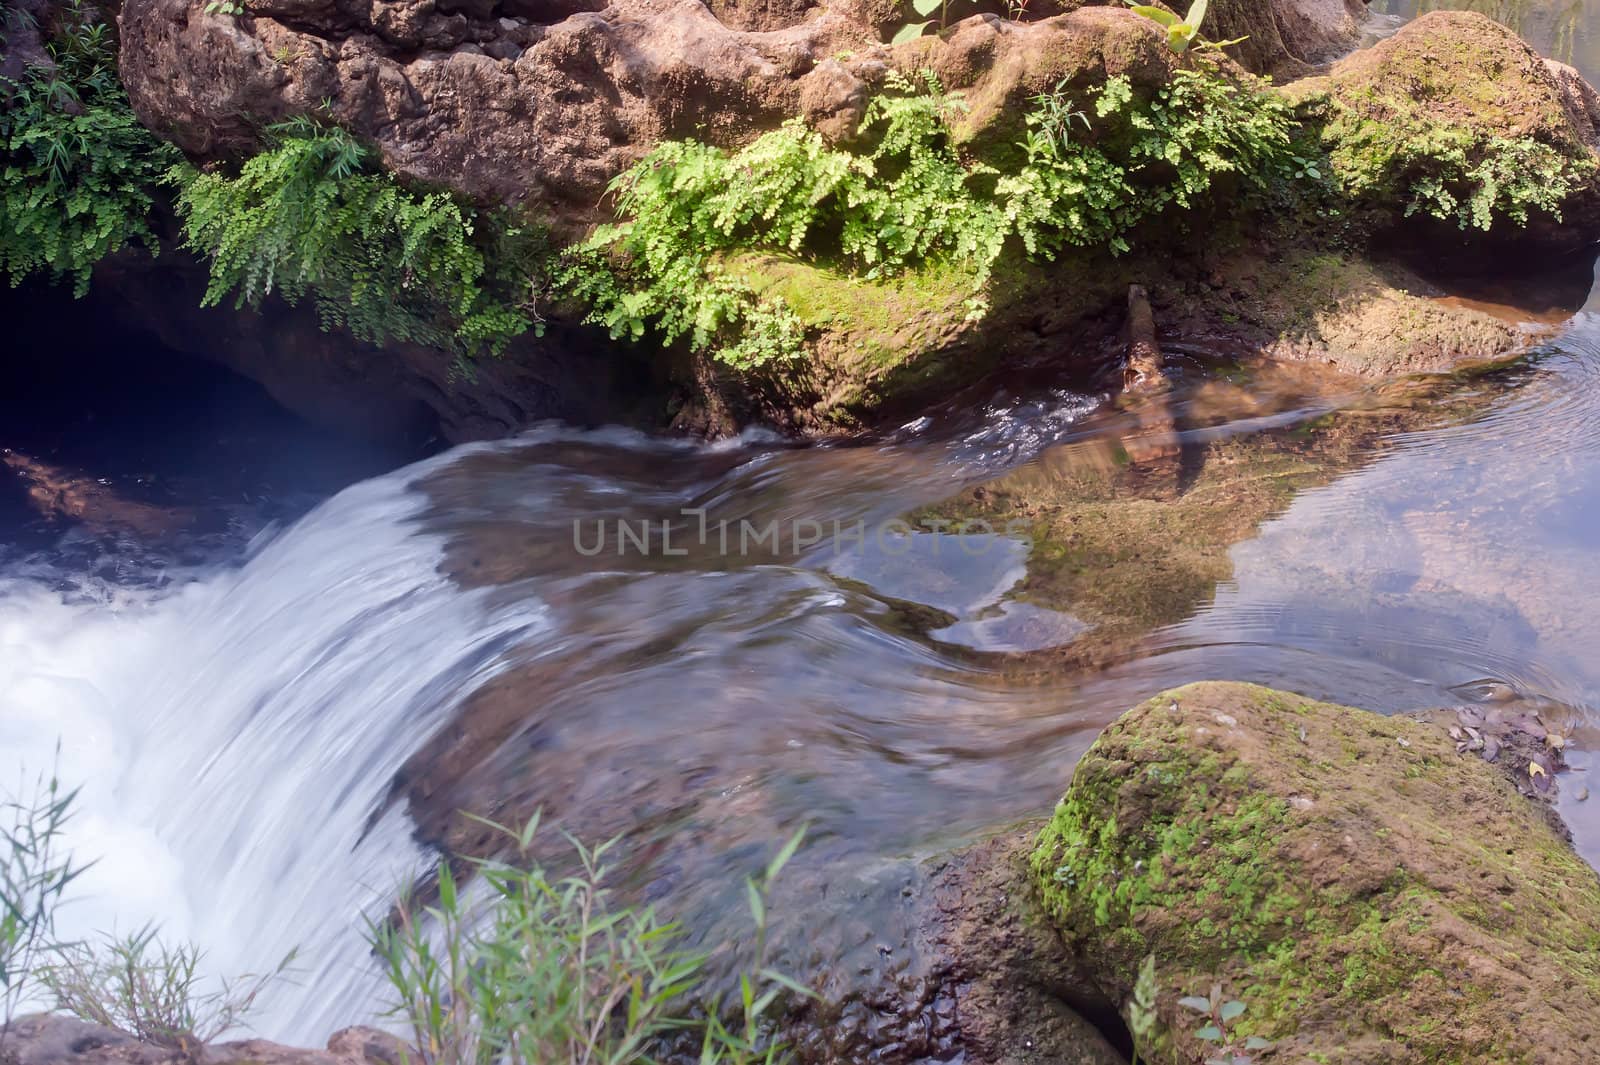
[41,927,293,1049]
[2,0,1595,379]
[1318,110,1590,230]
[1126,0,1246,53]
[0,765,84,1042]
[172,118,541,357]
[1299,10,1599,231]
[1,773,808,1063]
[374,815,807,1065]
[0,0,179,295]
[0,6,537,358]
[565,66,1297,367]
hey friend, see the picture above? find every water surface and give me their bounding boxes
[7,294,1600,1043]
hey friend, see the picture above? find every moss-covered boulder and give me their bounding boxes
[1032,681,1600,1064]
[1293,11,1600,241]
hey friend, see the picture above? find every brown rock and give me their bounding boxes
[1206,0,1367,76]
[116,0,876,220]
[0,1016,410,1065]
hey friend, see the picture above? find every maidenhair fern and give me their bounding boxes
[0,1,179,294]
[171,118,539,356]
[567,68,1297,368]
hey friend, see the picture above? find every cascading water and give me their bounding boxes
[0,447,549,1040]
[8,314,1600,1047]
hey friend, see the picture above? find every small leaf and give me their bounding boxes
[1184,0,1208,30]
[890,19,931,41]
[1178,996,1213,1013]
[1130,4,1180,25]
[1245,1036,1275,1050]
[1220,1000,1247,1022]
[745,878,766,927]
[911,0,944,16]
[1195,1024,1224,1042]
[766,825,806,882]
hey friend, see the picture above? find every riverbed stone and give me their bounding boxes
[1031,681,1600,1064]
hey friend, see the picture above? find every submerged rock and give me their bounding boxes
[1032,681,1600,1064]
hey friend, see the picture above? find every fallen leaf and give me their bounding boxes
[1529,762,1548,778]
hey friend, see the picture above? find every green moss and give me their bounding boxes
[1295,10,1599,231]
[1032,682,1600,1064]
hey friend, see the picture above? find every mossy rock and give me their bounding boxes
[725,247,1132,425]
[1031,681,1600,1064]
[1290,10,1600,238]
[902,8,1180,168]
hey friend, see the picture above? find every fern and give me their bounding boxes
[0,1,178,294]
[566,68,1297,368]
[171,118,539,356]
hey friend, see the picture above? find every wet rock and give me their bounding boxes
[88,250,636,447]
[0,1015,409,1065]
[0,450,193,537]
[1033,681,1600,1064]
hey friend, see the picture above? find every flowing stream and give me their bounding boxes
[8,11,1600,1036]
[9,296,1600,1041]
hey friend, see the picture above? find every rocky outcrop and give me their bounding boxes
[112,0,1354,226]
[1206,0,1367,76]
[95,0,1600,435]
[117,0,878,223]
[88,249,641,446]
[1032,681,1600,1064]
[1293,11,1600,251]
[0,1015,408,1065]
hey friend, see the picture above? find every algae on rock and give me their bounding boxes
[1031,681,1600,1065]
[1292,10,1600,234]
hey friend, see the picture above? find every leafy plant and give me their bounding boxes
[890,0,971,45]
[370,814,809,1065]
[1125,0,1245,53]
[1178,985,1273,1065]
[568,67,1296,367]
[202,0,245,14]
[0,0,179,294]
[0,765,86,1045]
[171,117,540,358]
[1126,954,1158,1065]
[40,926,294,1049]
[695,827,810,1065]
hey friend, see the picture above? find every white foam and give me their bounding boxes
[0,451,545,1043]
